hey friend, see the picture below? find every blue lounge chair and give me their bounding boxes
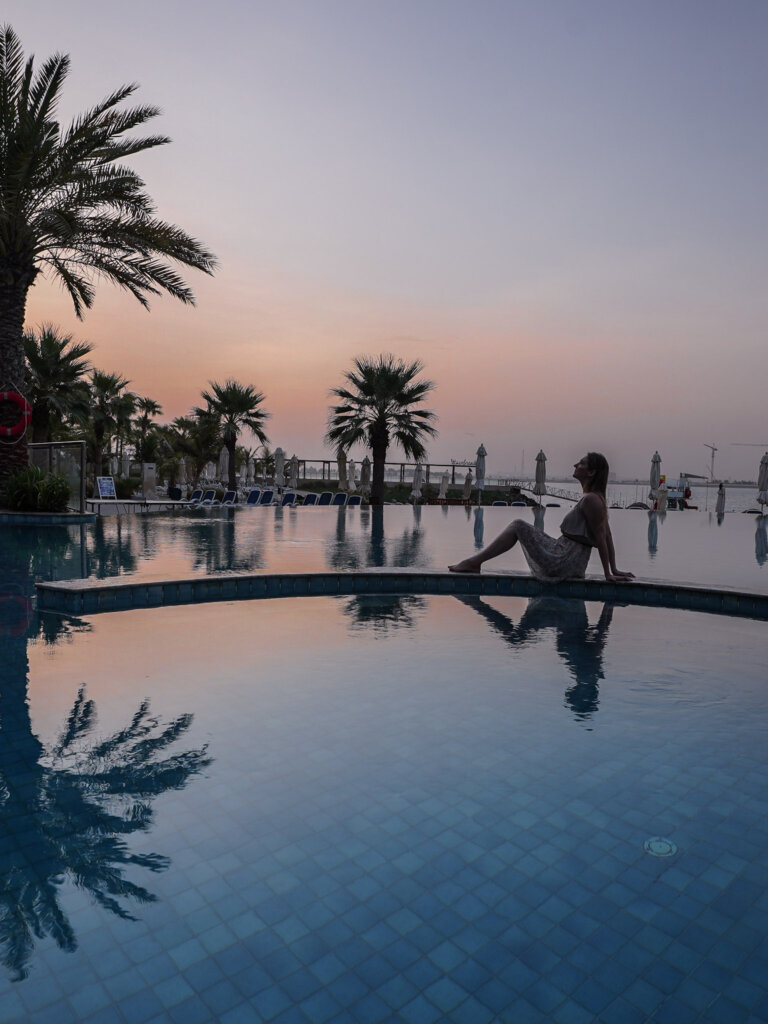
[281,492,297,507]
[346,494,362,506]
[186,488,204,505]
[221,490,238,506]
[258,489,274,505]
[199,489,218,506]
[510,501,527,507]
[245,488,261,505]
[330,492,347,506]
[492,500,508,506]
[317,492,333,506]
[301,492,318,506]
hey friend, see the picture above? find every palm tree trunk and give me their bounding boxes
[370,440,388,505]
[227,437,237,492]
[0,278,33,486]
[31,404,50,444]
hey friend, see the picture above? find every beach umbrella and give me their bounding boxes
[108,456,118,476]
[178,457,188,487]
[274,447,285,486]
[411,463,424,502]
[360,456,371,495]
[246,457,255,485]
[336,450,347,490]
[649,451,661,502]
[757,452,768,509]
[533,450,547,501]
[121,451,130,477]
[647,511,658,556]
[473,507,484,548]
[239,459,249,487]
[347,460,356,492]
[462,470,473,500]
[218,446,229,482]
[438,469,450,499]
[288,454,299,489]
[475,444,487,491]
[756,517,768,566]
[715,484,726,519]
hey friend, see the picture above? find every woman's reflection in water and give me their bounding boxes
[456,595,618,721]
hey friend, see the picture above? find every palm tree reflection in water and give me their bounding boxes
[0,653,211,981]
[456,596,617,721]
[327,505,427,572]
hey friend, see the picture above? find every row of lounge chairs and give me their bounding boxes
[185,488,364,508]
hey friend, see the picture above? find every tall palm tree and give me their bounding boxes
[88,371,135,477]
[23,324,93,442]
[0,25,216,482]
[132,396,163,463]
[171,413,222,486]
[198,380,270,491]
[325,355,438,505]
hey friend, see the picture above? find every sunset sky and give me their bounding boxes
[7,0,768,480]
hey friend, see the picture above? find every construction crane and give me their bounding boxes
[704,443,717,481]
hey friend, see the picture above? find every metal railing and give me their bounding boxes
[28,441,87,513]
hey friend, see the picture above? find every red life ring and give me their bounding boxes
[0,391,32,438]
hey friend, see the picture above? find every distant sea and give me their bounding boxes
[545,480,761,514]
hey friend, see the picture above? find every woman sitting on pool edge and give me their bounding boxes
[449,452,635,583]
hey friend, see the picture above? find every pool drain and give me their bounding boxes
[644,836,678,857]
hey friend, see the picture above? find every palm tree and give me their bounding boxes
[171,413,222,486]
[325,355,438,505]
[0,25,216,482]
[23,324,93,442]
[132,396,163,463]
[88,371,135,477]
[198,380,270,491]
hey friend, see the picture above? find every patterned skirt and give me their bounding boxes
[513,519,592,580]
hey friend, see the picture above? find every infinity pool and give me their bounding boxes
[1,509,767,1023]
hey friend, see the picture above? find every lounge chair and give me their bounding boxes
[346,494,362,506]
[492,501,508,506]
[317,492,333,506]
[257,489,274,505]
[510,501,527,507]
[330,492,347,506]
[221,490,238,506]
[185,488,204,505]
[301,492,318,506]
[244,488,261,505]
[281,492,297,507]
[199,489,218,506]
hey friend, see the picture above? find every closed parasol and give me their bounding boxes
[462,470,473,500]
[649,451,662,502]
[533,450,547,501]
[475,444,487,492]
[360,456,371,495]
[288,454,299,489]
[273,447,285,486]
[347,460,356,492]
[438,469,450,499]
[757,452,768,509]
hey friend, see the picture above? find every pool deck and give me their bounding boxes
[36,569,768,620]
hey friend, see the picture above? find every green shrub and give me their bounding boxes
[114,475,138,499]
[3,465,71,513]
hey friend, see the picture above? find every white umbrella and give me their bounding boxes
[657,482,668,514]
[178,457,188,487]
[475,444,487,491]
[288,454,299,489]
[757,452,768,509]
[360,456,371,495]
[347,460,356,492]
[533,450,547,500]
[239,460,249,487]
[715,484,726,518]
[462,470,473,500]
[218,446,229,483]
[273,447,285,486]
[649,451,662,502]
[121,451,130,477]
[108,455,118,476]
[336,450,347,490]
[438,469,450,499]
[411,462,424,502]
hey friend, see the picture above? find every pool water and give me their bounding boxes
[1,584,767,1022]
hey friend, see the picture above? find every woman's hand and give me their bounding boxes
[605,569,634,582]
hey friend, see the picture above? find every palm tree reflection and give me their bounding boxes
[342,593,427,633]
[456,595,617,721]
[327,505,427,571]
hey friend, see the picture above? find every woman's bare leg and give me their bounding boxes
[448,520,521,572]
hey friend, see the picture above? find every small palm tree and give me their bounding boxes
[23,325,93,442]
[326,355,438,505]
[198,381,270,491]
[132,396,163,463]
[171,414,221,486]
[0,25,216,482]
[88,371,135,477]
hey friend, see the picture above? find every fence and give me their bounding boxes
[28,441,87,513]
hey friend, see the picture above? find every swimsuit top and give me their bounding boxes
[560,498,598,547]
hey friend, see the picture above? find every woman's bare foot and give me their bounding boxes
[448,559,481,573]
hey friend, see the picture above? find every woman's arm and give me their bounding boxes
[582,495,635,582]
